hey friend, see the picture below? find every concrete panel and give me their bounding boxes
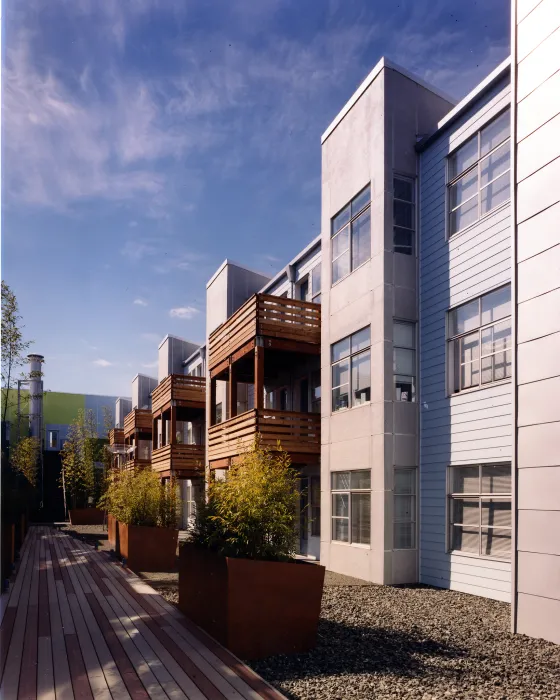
[518,466,560,511]
[394,401,417,436]
[518,377,560,426]
[518,509,560,555]
[392,549,418,585]
[329,435,371,471]
[329,405,372,444]
[518,422,560,467]
[518,289,560,342]
[517,27,560,102]
[517,70,560,142]
[394,253,416,291]
[518,551,560,601]
[329,275,373,333]
[517,244,560,303]
[517,593,560,644]
[516,156,560,224]
[394,434,417,467]
[518,333,560,385]
[517,0,560,61]
[517,113,560,182]
[517,201,560,262]
[394,285,417,321]
[328,542,376,582]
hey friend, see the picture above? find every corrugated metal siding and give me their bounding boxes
[418,75,512,602]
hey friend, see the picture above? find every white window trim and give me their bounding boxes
[393,174,416,256]
[331,470,372,546]
[331,328,371,414]
[331,186,371,286]
[445,109,511,240]
[393,467,417,550]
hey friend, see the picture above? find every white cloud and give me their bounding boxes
[169,306,199,320]
[93,358,112,367]
[133,298,148,306]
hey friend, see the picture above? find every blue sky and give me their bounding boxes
[2,0,510,397]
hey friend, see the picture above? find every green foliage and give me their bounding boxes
[99,469,180,528]
[60,409,104,509]
[10,436,41,486]
[1,281,32,424]
[192,435,299,561]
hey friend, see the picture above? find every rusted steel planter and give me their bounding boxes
[117,523,178,572]
[69,507,105,526]
[108,514,119,553]
[179,545,325,659]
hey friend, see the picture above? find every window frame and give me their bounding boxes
[331,327,371,413]
[48,430,59,449]
[393,468,417,550]
[447,285,512,395]
[446,109,511,238]
[393,175,416,256]
[331,185,371,285]
[447,463,512,561]
[331,470,371,546]
[393,320,417,402]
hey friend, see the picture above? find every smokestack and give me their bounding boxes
[27,354,44,440]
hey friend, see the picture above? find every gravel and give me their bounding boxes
[57,524,560,699]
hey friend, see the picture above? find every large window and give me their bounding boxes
[394,176,415,255]
[394,321,416,402]
[448,464,511,559]
[297,263,322,303]
[448,109,511,236]
[331,186,371,284]
[448,285,511,394]
[394,469,416,549]
[331,327,371,412]
[48,430,59,449]
[331,470,371,545]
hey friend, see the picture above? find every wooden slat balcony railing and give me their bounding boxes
[151,374,206,415]
[151,443,205,477]
[123,409,153,437]
[208,294,321,370]
[108,428,124,446]
[208,409,320,464]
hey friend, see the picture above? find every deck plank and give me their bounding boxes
[18,523,41,699]
[37,528,55,700]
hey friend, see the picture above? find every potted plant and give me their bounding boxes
[179,437,325,660]
[61,409,106,525]
[100,469,180,572]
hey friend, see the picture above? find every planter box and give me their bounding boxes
[69,507,105,526]
[179,546,325,660]
[108,514,119,553]
[118,523,178,572]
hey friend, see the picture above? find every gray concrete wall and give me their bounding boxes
[513,0,560,644]
[132,374,158,410]
[419,73,513,602]
[320,64,453,584]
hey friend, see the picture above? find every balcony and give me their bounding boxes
[108,428,124,446]
[208,294,321,372]
[152,374,206,415]
[151,444,205,479]
[123,409,152,438]
[123,439,152,471]
[208,409,320,468]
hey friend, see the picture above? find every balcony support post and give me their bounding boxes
[170,403,177,445]
[210,378,217,426]
[228,361,237,419]
[254,345,264,410]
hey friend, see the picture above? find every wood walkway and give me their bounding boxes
[0,526,285,700]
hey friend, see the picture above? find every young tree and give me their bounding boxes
[1,281,32,425]
[10,436,41,485]
[60,409,103,512]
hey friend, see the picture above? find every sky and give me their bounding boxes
[2,0,510,397]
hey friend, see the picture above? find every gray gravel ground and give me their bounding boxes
[58,525,560,699]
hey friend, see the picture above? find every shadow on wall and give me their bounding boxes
[252,617,466,688]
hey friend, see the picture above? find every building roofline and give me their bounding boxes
[260,234,322,293]
[131,373,157,383]
[157,334,201,350]
[206,259,271,289]
[321,57,456,144]
[416,57,511,152]
[182,344,206,366]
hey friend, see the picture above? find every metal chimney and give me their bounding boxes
[27,354,44,440]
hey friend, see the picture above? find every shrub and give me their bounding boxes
[192,435,299,561]
[11,436,41,486]
[60,409,104,510]
[99,469,180,528]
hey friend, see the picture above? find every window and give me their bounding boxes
[394,469,416,549]
[311,370,321,414]
[393,176,415,255]
[331,470,371,544]
[215,402,223,424]
[311,263,321,303]
[394,321,416,402]
[298,278,309,301]
[448,285,511,394]
[331,186,371,284]
[448,464,511,559]
[48,430,59,449]
[448,110,511,235]
[331,327,371,411]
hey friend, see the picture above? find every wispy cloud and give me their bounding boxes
[93,358,112,367]
[169,306,199,320]
[133,298,148,306]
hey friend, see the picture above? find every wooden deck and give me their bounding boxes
[0,526,285,700]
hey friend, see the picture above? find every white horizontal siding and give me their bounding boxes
[418,75,512,602]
